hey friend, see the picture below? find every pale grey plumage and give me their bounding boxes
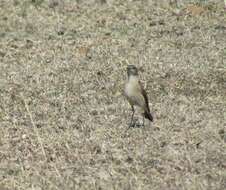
[124,65,153,127]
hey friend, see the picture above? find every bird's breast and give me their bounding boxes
[124,78,144,107]
[125,79,138,97]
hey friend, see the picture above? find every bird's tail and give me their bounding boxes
[144,111,153,122]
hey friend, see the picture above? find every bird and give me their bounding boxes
[124,65,153,127]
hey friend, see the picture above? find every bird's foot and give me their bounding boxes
[135,122,145,127]
[128,119,144,128]
[129,122,136,128]
[128,119,138,128]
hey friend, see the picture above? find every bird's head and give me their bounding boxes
[127,65,138,77]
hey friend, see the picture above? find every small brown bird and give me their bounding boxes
[124,65,153,127]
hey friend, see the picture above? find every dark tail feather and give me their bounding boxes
[144,111,153,122]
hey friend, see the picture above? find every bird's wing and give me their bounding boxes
[139,81,150,112]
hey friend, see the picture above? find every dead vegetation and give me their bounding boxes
[0,0,225,189]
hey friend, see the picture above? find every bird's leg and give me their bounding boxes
[129,105,135,127]
[142,115,145,127]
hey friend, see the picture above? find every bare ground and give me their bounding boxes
[0,0,226,189]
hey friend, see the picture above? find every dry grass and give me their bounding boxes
[0,0,226,189]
